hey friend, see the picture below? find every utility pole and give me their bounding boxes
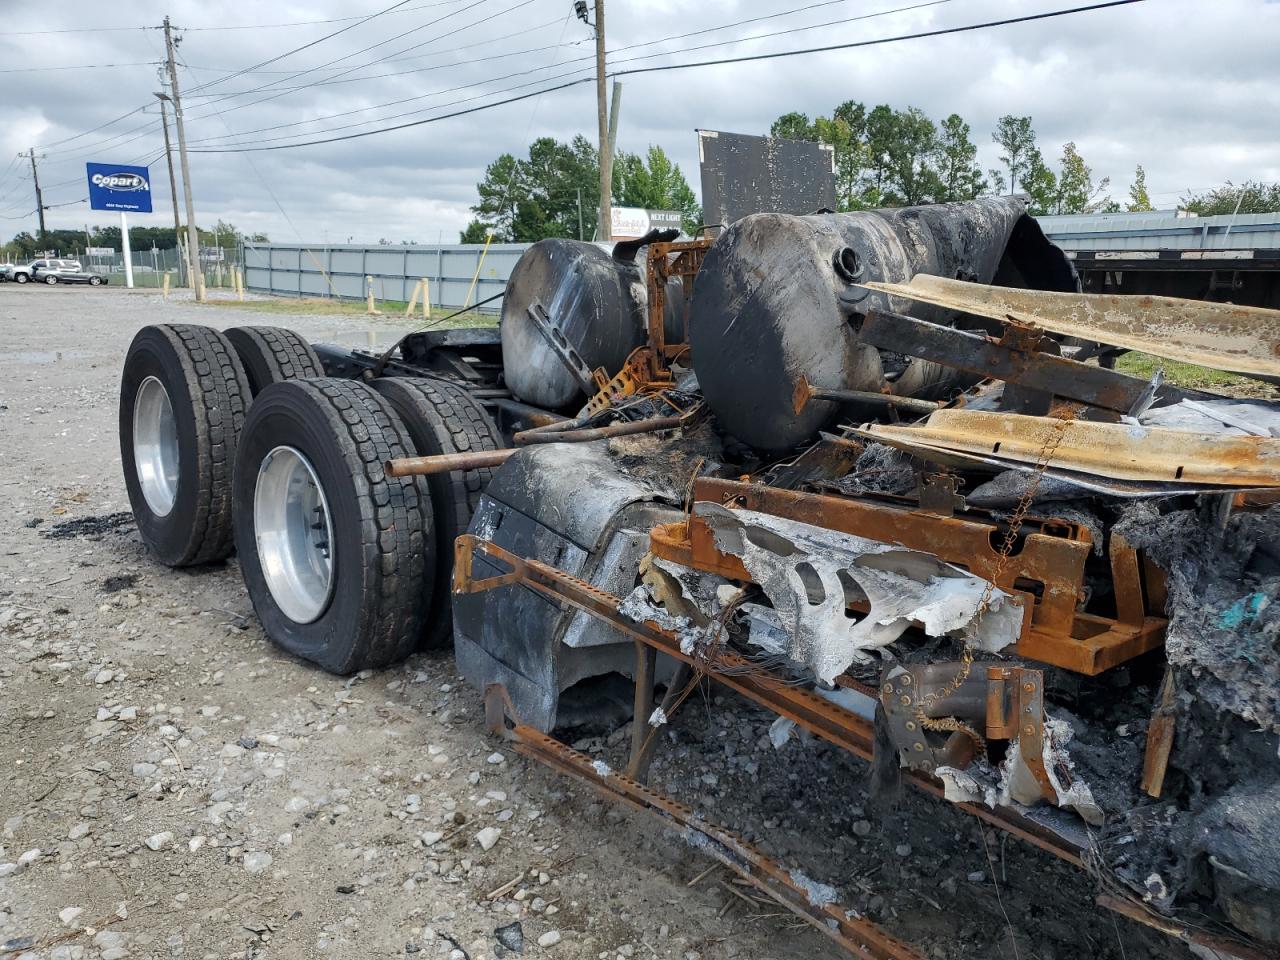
[593,0,611,241]
[163,16,205,302]
[154,91,187,287]
[27,148,46,250]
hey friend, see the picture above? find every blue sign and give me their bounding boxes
[86,162,152,213]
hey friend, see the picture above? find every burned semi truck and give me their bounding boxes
[117,196,1280,959]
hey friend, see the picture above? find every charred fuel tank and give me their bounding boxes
[500,237,686,410]
[688,197,1077,453]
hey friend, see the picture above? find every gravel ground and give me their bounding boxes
[0,286,1189,960]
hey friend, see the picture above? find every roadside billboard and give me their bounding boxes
[86,163,153,213]
[610,206,683,240]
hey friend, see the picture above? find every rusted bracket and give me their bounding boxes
[526,300,609,395]
[879,663,1055,803]
[482,683,925,960]
[858,310,1202,413]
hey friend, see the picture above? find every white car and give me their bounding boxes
[6,259,83,283]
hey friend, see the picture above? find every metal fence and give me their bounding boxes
[242,242,530,312]
[1038,210,1280,251]
[78,246,242,289]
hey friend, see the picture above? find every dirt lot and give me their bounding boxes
[0,286,1190,960]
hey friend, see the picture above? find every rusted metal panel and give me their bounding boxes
[857,311,1202,412]
[861,274,1280,378]
[674,479,1166,676]
[860,409,1280,487]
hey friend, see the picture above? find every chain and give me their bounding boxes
[914,404,1085,756]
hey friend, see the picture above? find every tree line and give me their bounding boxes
[3,220,267,260]
[461,137,701,242]
[461,106,1277,242]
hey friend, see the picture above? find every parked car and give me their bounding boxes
[39,268,107,286]
[5,259,84,283]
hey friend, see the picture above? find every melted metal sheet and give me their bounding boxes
[861,274,1280,378]
[857,409,1280,487]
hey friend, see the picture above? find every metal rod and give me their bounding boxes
[386,448,516,477]
[793,375,941,416]
[513,414,683,445]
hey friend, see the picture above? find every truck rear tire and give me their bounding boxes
[370,376,504,649]
[232,379,434,673]
[120,324,251,566]
[224,326,324,397]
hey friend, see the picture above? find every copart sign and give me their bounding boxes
[86,162,153,213]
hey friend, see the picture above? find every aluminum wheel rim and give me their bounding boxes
[254,445,335,624]
[133,376,180,517]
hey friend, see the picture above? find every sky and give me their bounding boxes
[1,0,1278,246]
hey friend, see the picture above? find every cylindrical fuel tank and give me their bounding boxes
[688,197,1076,453]
[500,239,689,410]
[500,239,646,410]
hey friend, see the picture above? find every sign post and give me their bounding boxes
[86,162,153,290]
[120,211,134,288]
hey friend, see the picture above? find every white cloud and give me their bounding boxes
[2,0,1276,242]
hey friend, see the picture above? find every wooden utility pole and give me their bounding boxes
[594,0,611,241]
[154,92,187,287]
[163,16,205,301]
[27,148,46,248]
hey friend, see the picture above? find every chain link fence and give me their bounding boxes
[79,245,243,289]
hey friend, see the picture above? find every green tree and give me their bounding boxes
[992,115,1036,195]
[459,220,491,243]
[880,107,941,206]
[613,144,701,234]
[1126,164,1153,211]
[469,136,599,242]
[1019,147,1058,216]
[1055,141,1110,214]
[1181,180,1280,216]
[769,112,816,141]
[934,114,986,201]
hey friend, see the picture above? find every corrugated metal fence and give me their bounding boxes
[1037,210,1280,251]
[242,242,531,311]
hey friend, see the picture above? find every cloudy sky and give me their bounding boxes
[2,0,1277,245]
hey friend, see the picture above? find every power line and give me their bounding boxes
[181,0,527,120]
[181,0,421,96]
[612,0,1149,77]
[180,0,907,148]
[0,61,160,75]
[186,0,1148,155]
[179,1,474,32]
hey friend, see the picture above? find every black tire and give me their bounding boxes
[15,273,29,283]
[120,324,251,566]
[89,276,103,286]
[224,326,324,397]
[233,379,434,673]
[370,377,504,649]
[44,275,57,285]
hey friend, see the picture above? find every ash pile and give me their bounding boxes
[458,196,1280,955]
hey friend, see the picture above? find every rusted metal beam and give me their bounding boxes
[862,274,1280,379]
[483,685,924,960]
[452,535,1087,867]
[673,478,1167,676]
[386,448,516,477]
[859,408,1280,487]
[857,311,1200,413]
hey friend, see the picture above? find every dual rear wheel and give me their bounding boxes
[119,323,500,672]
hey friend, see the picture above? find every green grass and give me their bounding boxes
[1114,351,1273,397]
[201,296,498,327]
